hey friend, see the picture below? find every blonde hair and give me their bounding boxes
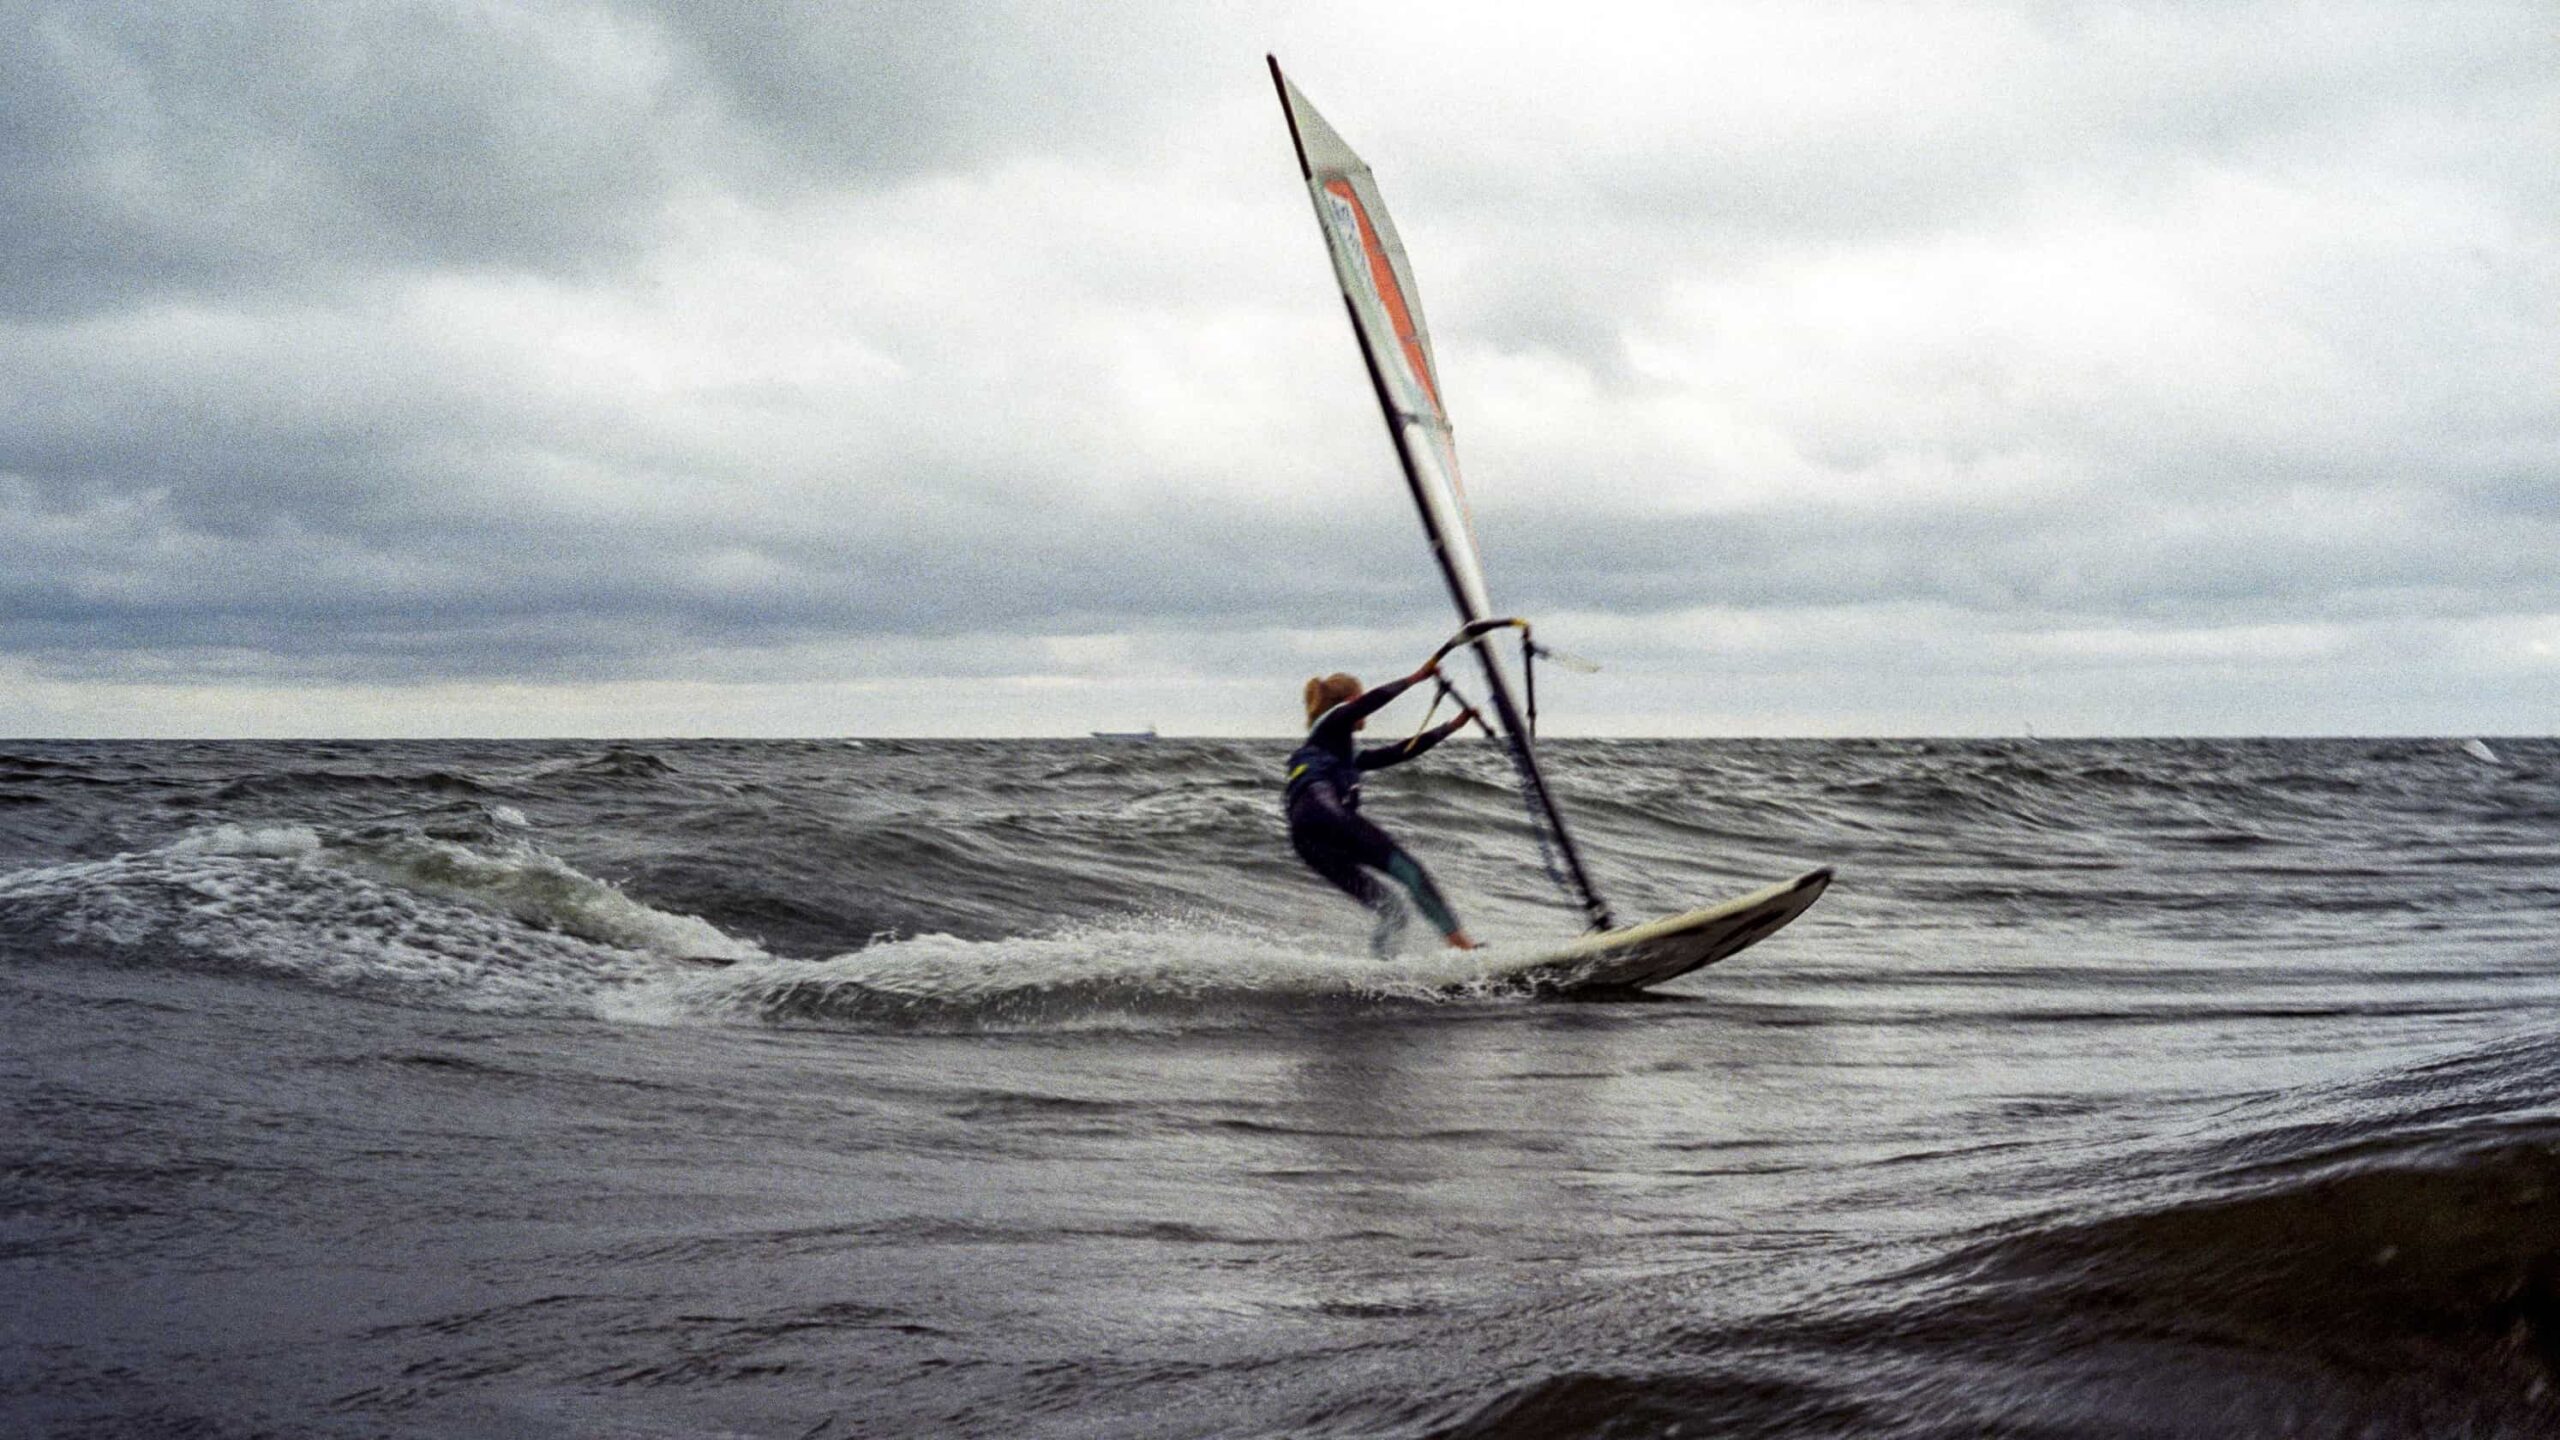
[1302,673,1362,725]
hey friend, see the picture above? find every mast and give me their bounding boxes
[1268,56,1614,930]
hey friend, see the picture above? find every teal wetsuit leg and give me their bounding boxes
[1383,850,1460,937]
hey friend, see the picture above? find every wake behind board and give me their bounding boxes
[1494,868,1832,994]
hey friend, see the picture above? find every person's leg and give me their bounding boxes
[1380,848,1462,940]
[1335,813,1465,942]
[1295,822,1416,956]
[1293,801,1420,955]
[1292,814,1386,910]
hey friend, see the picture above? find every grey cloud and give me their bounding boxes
[1426,3,2556,378]
[631,1,1229,186]
[4,0,704,319]
[9,403,2546,687]
[1473,487,2560,628]
[0,448,1449,683]
[0,0,1261,322]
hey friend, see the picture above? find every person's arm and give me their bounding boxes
[1309,667,1430,746]
[1356,706,1479,771]
[1342,668,1428,724]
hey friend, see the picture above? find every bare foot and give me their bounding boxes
[1446,930,1481,951]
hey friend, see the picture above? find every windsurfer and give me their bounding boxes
[1285,664,1482,954]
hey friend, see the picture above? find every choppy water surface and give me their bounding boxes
[3,737,2556,1437]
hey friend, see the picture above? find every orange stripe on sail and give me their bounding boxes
[1324,177,1441,416]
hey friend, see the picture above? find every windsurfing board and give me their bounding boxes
[1492,867,1832,994]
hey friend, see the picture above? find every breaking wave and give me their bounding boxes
[0,819,755,1015]
[0,817,1555,1032]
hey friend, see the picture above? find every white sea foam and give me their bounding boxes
[3,825,1523,1032]
[632,914,1551,1031]
[0,845,658,1012]
[161,822,326,858]
[335,834,765,964]
[0,822,771,1017]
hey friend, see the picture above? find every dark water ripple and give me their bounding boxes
[0,736,2554,1437]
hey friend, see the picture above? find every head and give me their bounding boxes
[1303,672,1363,726]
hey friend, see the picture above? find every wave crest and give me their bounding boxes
[0,822,763,1014]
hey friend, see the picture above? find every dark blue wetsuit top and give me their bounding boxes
[1283,675,1460,813]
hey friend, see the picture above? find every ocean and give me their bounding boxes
[3,736,2555,1438]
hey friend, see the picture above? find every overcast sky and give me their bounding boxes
[3,0,2551,737]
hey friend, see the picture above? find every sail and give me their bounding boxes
[1268,56,1614,930]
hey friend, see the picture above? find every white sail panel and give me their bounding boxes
[1274,71,1492,619]
[1395,416,1494,619]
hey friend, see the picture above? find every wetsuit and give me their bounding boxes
[1284,675,1472,953]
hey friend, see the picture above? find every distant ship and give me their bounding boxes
[1090,726,1158,741]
